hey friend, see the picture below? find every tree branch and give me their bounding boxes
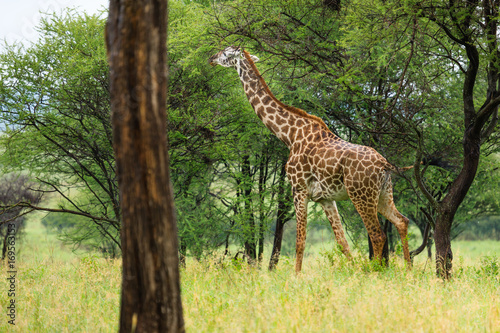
[0,202,118,226]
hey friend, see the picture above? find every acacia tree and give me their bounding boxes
[0,12,120,254]
[106,0,184,331]
[0,2,295,263]
[412,0,500,278]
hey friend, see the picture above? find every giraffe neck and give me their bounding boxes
[235,54,323,148]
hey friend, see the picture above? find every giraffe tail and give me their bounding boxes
[389,161,423,173]
[397,165,415,172]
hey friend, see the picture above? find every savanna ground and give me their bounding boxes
[1,214,500,332]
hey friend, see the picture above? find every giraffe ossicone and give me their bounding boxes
[210,46,412,273]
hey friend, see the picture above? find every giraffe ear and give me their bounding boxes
[250,55,259,63]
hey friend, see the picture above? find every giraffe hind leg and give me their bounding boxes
[350,199,387,264]
[320,201,351,258]
[378,189,411,267]
[362,210,387,264]
[344,174,387,265]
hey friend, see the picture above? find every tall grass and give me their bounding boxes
[1,215,121,332]
[182,253,499,332]
[1,218,499,332]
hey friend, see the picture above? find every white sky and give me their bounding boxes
[0,0,109,48]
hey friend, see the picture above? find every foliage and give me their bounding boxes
[0,0,498,263]
[0,10,120,254]
[0,3,297,260]
[476,255,499,278]
[168,0,296,260]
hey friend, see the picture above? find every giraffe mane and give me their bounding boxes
[242,50,329,130]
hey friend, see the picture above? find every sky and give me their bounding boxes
[0,0,109,48]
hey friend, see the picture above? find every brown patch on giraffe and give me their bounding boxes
[267,122,280,133]
[318,159,326,169]
[262,95,272,105]
[296,128,304,140]
[360,160,372,169]
[276,116,286,126]
[266,107,276,114]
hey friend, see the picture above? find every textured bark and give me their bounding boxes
[257,156,267,262]
[434,126,481,278]
[269,161,292,270]
[242,154,257,261]
[106,1,184,332]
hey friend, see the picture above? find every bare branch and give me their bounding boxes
[0,201,118,226]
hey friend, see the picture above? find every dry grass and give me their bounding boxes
[1,219,499,332]
[182,253,499,333]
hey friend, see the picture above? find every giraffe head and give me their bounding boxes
[209,46,259,68]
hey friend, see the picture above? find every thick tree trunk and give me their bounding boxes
[434,127,481,278]
[434,213,453,278]
[106,1,184,332]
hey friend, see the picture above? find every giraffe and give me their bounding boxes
[209,46,411,272]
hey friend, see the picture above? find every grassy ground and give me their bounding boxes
[1,217,499,332]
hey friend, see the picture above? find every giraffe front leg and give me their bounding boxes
[321,201,351,259]
[293,190,309,273]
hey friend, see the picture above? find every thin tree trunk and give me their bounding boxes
[269,160,290,270]
[106,1,184,332]
[1,228,9,260]
[257,154,268,262]
[242,154,257,261]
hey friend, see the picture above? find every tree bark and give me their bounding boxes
[106,1,184,332]
[434,126,481,278]
[269,160,291,270]
[257,154,268,262]
[242,154,257,261]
